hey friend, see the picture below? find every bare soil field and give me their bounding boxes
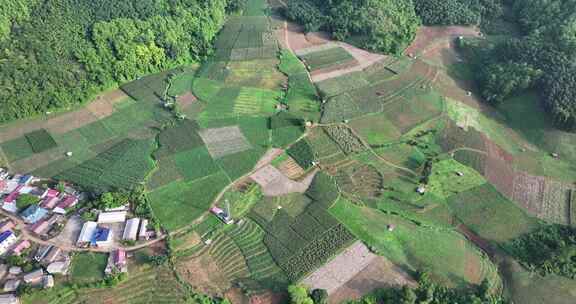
[277,157,305,180]
[284,22,329,51]
[301,241,378,294]
[404,26,480,57]
[328,255,415,304]
[199,126,252,159]
[177,92,198,108]
[250,165,317,196]
[177,252,231,297]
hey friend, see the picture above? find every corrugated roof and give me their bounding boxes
[0,231,13,243]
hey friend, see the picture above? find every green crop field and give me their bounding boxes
[299,47,356,71]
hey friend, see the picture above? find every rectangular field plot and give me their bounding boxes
[382,90,444,133]
[349,113,402,145]
[1,136,34,162]
[234,87,280,116]
[174,146,220,182]
[154,119,205,159]
[24,129,57,153]
[316,72,370,98]
[448,184,540,243]
[299,47,357,72]
[148,172,229,231]
[199,126,252,159]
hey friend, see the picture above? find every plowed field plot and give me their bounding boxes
[511,172,546,216]
[250,164,316,196]
[301,241,377,294]
[234,87,280,116]
[277,157,305,180]
[199,126,252,159]
[299,47,357,72]
[335,163,384,198]
[453,150,487,174]
[484,156,516,198]
[483,134,514,163]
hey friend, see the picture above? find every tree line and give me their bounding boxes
[0,0,245,122]
[284,0,420,54]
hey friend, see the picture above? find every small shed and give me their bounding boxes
[8,267,21,276]
[43,274,54,289]
[138,219,149,241]
[98,211,127,224]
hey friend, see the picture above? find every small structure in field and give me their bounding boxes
[456,171,464,177]
[66,151,73,157]
[416,186,427,194]
[122,218,140,241]
[551,152,559,159]
[210,206,233,225]
[387,224,396,232]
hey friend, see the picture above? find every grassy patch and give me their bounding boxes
[70,253,107,284]
[427,159,486,199]
[174,146,219,182]
[216,148,265,180]
[448,184,540,243]
[1,136,34,161]
[349,113,402,145]
[148,171,229,231]
[330,198,497,287]
[154,119,204,159]
[299,47,356,71]
[25,129,57,153]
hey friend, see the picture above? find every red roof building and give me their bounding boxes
[0,221,15,233]
[12,240,31,256]
[30,220,50,235]
[3,185,22,203]
[40,196,59,209]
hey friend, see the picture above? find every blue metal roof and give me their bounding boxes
[19,175,32,184]
[20,205,48,224]
[91,227,110,245]
[0,230,13,243]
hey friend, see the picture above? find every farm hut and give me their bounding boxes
[3,279,20,292]
[91,227,112,247]
[30,219,50,235]
[53,195,78,214]
[42,275,54,289]
[387,224,396,232]
[23,269,44,284]
[0,231,17,255]
[98,211,127,223]
[12,240,31,256]
[47,260,70,275]
[40,196,60,209]
[0,294,19,304]
[42,247,63,265]
[138,219,149,241]
[416,186,427,194]
[0,221,15,233]
[8,267,21,275]
[122,218,140,241]
[77,221,97,246]
[20,205,48,224]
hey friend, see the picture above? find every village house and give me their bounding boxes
[11,240,31,256]
[0,231,17,255]
[106,249,127,274]
[77,221,97,247]
[29,219,50,235]
[98,211,127,223]
[3,279,20,292]
[20,204,48,224]
[34,245,52,262]
[23,268,44,284]
[122,218,140,241]
[42,247,63,265]
[8,266,21,276]
[40,196,59,209]
[47,259,70,275]
[53,195,78,214]
[0,293,19,304]
[0,264,7,280]
[0,221,15,233]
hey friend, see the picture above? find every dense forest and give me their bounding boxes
[505,225,576,279]
[413,0,504,26]
[288,272,508,304]
[448,0,576,130]
[0,0,243,122]
[284,0,420,54]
